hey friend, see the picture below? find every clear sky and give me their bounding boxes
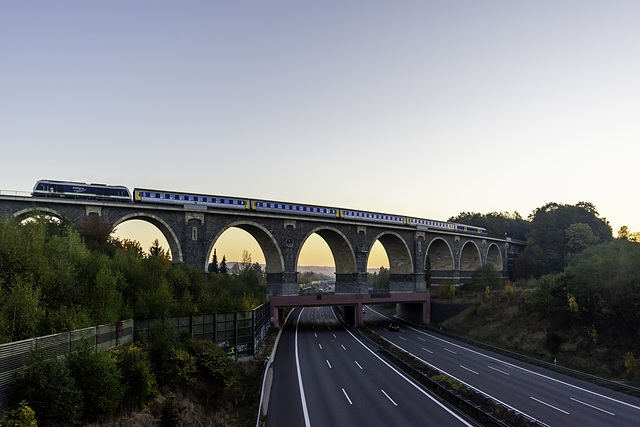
[2,2,639,267]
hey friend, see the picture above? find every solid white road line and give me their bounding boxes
[329,308,474,427]
[294,308,312,427]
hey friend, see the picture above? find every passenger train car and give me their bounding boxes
[32,179,130,201]
[133,189,249,210]
[32,180,488,235]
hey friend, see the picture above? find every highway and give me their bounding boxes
[266,307,478,427]
[365,307,640,427]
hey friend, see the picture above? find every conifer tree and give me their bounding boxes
[208,249,219,273]
[219,255,228,275]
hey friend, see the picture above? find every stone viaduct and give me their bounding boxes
[0,194,523,325]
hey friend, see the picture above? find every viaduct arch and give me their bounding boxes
[1,195,523,297]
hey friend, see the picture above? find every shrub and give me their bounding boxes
[112,343,158,407]
[7,400,38,427]
[160,392,180,427]
[66,340,124,421]
[15,350,83,426]
[187,340,236,389]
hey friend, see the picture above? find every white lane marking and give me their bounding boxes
[460,365,479,375]
[377,334,544,425]
[333,334,337,338]
[396,319,640,412]
[355,360,363,370]
[318,344,322,350]
[487,365,510,376]
[342,388,353,405]
[326,359,332,369]
[341,344,346,350]
[330,307,474,427]
[314,333,317,338]
[417,336,426,341]
[570,397,615,415]
[422,347,433,354]
[381,389,398,406]
[444,348,457,355]
[399,336,406,341]
[294,308,312,427]
[530,396,570,414]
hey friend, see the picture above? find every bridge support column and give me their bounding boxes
[335,273,368,294]
[389,274,416,293]
[266,272,298,297]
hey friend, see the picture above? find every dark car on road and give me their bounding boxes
[387,324,399,332]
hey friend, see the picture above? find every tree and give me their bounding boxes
[618,226,631,240]
[208,249,219,273]
[148,239,171,264]
[516,202,612,278]
[565,223,598,256]
[219,255,228,275]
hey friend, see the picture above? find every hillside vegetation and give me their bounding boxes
[444,203,640,383]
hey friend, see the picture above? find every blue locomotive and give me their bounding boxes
[32,179,130,201]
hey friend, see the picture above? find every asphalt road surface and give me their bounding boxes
[365,306,640,427]
[266,307,479,427]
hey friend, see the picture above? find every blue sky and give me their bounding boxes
[2,1,639,266]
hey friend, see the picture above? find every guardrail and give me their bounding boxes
[0,190,31,197]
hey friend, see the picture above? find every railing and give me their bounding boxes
[0,303,272,409]
[0,190,31,197]
[0,320,133,410]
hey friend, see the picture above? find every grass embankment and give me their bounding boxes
[437,283,640,386]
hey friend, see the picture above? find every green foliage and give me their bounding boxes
[112,343,158,407]
[431,374,463,392]
[449,211,529,240]
[7,400,38,427]
[0,216,269,341]
[160,392,180,427]
[515,202,612,278]
[66,340,124,421]
[625,352,636,377]
[15,350,83,426]
[0,280,43,342]
[469,263,502,292]
[368,267,390,291]
[187,340,236,390]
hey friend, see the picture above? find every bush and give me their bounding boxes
[112,343,158,407]
[15,350,83,426]
[66,340,124,421]
[187,340,236,389]
[160,392,180,427]
[7,400,38,427]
